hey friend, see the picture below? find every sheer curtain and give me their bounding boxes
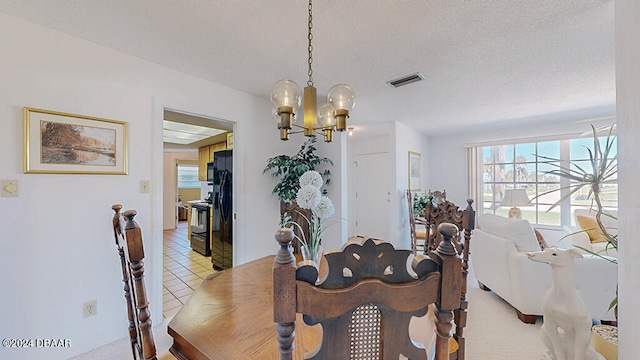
[465,146,482,214]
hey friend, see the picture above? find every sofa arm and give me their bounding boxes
[471,229,518,302]
[563,227,593,254]
[509,252,617,321]
[590,242,618,258]
[572,254,618,322]
[509,252,553,316]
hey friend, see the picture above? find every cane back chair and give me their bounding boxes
[273,224,463,360]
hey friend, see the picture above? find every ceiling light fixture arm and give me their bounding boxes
[289,123,330,141]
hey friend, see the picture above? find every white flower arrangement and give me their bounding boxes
[284,170,337,264]
[314,196,335,219]
[299,170,324,189]
[296,184,321,209]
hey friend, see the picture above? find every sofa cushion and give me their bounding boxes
[574,209,617,236]
[576,215,607,243]
[477,214,540,252]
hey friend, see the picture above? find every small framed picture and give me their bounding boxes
[24,107,128,174]
[408,151,421,191]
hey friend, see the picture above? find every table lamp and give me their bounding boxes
[501,189,530,219]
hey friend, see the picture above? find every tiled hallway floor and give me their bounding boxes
[162,221,217,319]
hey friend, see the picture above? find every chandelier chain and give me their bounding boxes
[307,0,313,87]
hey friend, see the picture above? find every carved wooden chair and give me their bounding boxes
[407,189,428,255]
[273,224,463,360]
[111,204,174,360]
[422,194,475,360]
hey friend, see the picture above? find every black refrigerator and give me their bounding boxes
[210,149,233,270]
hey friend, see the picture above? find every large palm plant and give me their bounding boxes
[537,125,617,248]
[536,124,618,312]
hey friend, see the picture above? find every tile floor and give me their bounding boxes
[162,221,217,319]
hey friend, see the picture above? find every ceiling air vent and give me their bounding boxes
[386,72,425,88]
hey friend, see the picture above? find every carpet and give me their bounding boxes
[465,271,548,360]
[69,317,175,360]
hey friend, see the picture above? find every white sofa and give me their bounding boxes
[471,213,617,323]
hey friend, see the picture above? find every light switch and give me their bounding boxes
[1,179,19,197]
[139,180,150,193]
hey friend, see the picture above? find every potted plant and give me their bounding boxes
[412,190,443,218]
[263,135,333,201]
[592,324,618,360]
[412,192,430,218]
[538,125,617,253]
[264,136,333,252]
[536,124,618,356]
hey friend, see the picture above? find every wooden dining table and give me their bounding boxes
[167,255,321,360]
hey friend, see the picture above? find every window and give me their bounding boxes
[480,135,617,227]
[177,163,200,189]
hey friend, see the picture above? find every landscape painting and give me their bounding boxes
[408,151,421,191]
[24,108,128,174]
[40,121,116,165]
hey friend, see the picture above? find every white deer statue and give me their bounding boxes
[526,246,604,360]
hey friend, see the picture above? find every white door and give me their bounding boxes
[355,152,391,240]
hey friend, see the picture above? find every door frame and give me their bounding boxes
[152,97,236,325]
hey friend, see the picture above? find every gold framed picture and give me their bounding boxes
[24,107,128,174]
[408,151,421,191]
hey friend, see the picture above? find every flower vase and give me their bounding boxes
[280,200,310,254]
[301,245,323,267]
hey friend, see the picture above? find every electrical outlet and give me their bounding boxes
[83,300,97,317]
[139,180,150,193]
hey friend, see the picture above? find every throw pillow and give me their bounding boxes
[576,215,606,243]
[533,229,547,250]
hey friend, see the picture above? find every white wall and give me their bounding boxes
[393,122,429,249]
[0,12,347,359]
[317,134,349,252]
[615,0,640,356]
[162,150,198,230]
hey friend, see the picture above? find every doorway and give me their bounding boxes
[161,108,234,318]
[162,109,233,230]
[354,152,392,240]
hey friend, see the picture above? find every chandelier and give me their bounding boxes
[270,0,355,143]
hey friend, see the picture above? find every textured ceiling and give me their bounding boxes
[0,0,616,136]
